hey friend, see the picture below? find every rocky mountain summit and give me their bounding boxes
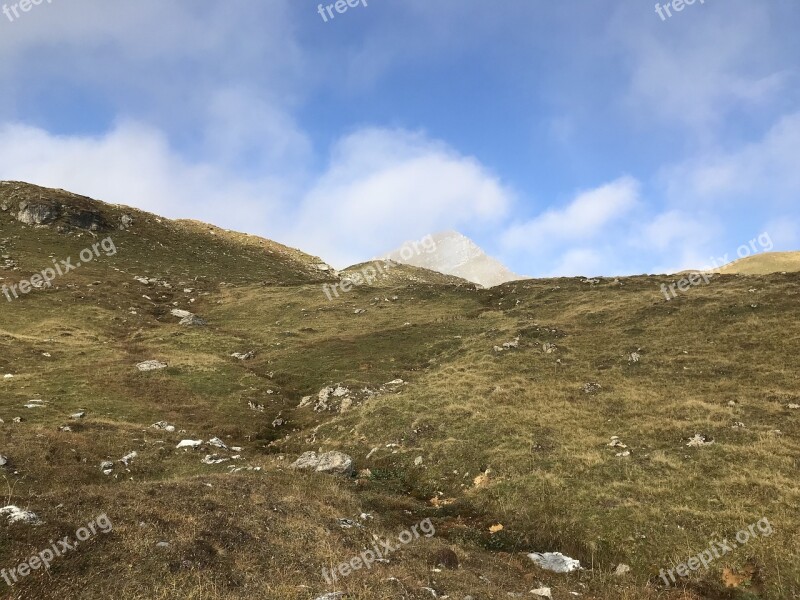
[385,230,524,288]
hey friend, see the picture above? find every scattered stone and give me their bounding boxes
[528,552,582,573]
[687,434,714,447]
[119,214,133,230]
[614,563,631,576]
[582,382,602,394]
[414,456,424,466]
[70,411,86,420]
[137,360,167,372]
[542,342,556,354]
[3,374,13,379]
[100,460,114,474]
[231,351,255,361]
[24,399,46,409]
[337,518,359,529]
[290,451,354,476]
[788,404,799,410]
[202,454,230,465]
[59,425,72,432]
[179,314,206,326]
[155,541,170,548]
[176,440,202,449]
[120,451,137,466]
[313,593,345,600]
[207,437,228,449]
[170,308,193,318]
[151,421,176,432]
[628,351,641,363]
[0,505,41,525]
[616,450,631,458]
[607,436,627,449]
[0,455,8,467]
[530,587,553,599]
[353,309,366,314]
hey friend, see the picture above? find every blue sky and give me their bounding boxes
[0,0,798,276]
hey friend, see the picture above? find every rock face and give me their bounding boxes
[384,230,523,288]
[290,451,354,476]
[17,202,60,225]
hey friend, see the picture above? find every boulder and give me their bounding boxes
[291,451,354,476]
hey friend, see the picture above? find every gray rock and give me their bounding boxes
[16,202,59,225]
[0,455,8,467]
[291,451,354,476]
[170,309,193,318]
[179,314,206,326]
[119,214,133,230]
[137,360,167,372]
[527,551,582,573]
[313,594,345,600]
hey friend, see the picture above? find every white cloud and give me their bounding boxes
[0,121,291,234]
[611,0,791,133]
[286,129,513,267]
[662,111,800,207]
[502,176,640,253]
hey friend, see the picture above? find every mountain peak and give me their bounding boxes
[385,230,523,288]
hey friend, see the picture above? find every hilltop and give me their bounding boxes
[715,251,800,275]
[0,182,798,600]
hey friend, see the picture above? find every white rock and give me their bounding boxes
[202,454,230,465]
[3,374,13,379]
[290,451,354,475]
[788,404,800,410]
[614,563,631,576]
[120,451,137,466]
[176,439,202,449]
[170,309,193,318]
[137,360,167,372]
[527,552,582,573]
[0,505,40,525]
[0,455,8,466]
[70,411,86,419]
[686,434,714,447]
[207,437,228,449]
[531,587,553,598]
[151,421,176,432]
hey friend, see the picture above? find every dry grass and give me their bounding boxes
[0,183,798,599]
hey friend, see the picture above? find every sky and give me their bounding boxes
[0,0,798,277]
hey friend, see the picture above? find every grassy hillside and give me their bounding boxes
[716,252,800,275]
[0,183,798,600]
